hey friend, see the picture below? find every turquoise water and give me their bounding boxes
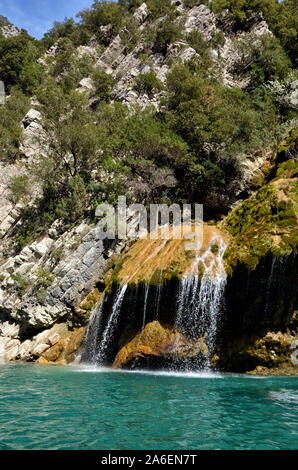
[0,363,297,450]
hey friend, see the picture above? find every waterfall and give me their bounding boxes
[141,284,150,332]
[96,284,128,364]
[154,283,163,320]
[264,257,276,314]
[82,293,106,364]
[83,234,227,370]
[175,235,227,367]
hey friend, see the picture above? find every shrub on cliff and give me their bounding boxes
[0,88,30,161]
[152,18,183,55]
[91,68,116,102]
[162,61,281,200]
[233,33,291,89]
[147,0,177,20]
[41,18,77,50]
[164,61,277,157]
[211,0,279,29]
[133,70,164,97]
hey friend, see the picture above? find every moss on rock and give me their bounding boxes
[107,225,228,286]
[221,175,298,271]
[216,329,298,373]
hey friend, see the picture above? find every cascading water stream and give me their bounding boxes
[154,283,163,320]
[96,284,128,364]
[175,235,227,368]
[82,293,106,364]
[264,257,276,314]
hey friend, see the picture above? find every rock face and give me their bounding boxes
[0,23,20,39]
[106,224,228,286]
[0,221,123,330]
[113,321,209,370]
[0,321,86,363]
[0,8,297,374]
[217,328,298,374]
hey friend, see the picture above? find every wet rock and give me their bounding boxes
[113,321,208,369]
[41,340,67,362]
[40,327,86,364]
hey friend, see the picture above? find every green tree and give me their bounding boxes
[37,81,101,179]
[0,88,30,161]
[162,61,279,198]
[147,0,177,20]
[78,0,126,45]
[233,33,291,88]
[0,33,42,93]
[41,18,77,49]
[153,18,183,55]
[211,0,279,29]
[270,0,298,66]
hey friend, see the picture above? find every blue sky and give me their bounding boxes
[0,0,95,39]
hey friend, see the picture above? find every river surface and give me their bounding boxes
[0,363,297,450]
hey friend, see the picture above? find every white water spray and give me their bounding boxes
[83,293,106,364]
[96,284,128,363]
[175,235,227,367]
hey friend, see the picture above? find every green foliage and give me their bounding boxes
[37,81,101,177]
[48,41,95,93]
[77,0,126,45]
[211,0,279,29]
[133,69,164,97]
[187,30,209,55]
[147,0,177,20]
[210,0,297,65]
[162,61,280,198]
[9,175,30,203]
[0,88,30,161]
[183,0,208,7]
[49,37,75,78]
[233,33,291,89]
[0,15,11,28]
[152,18,183,55]
[91,68,116,102]
[269,0,298,66]
[210,30,226,50]
[118,0,143,12]
[11,273,31,295]
[36,269,56,287]
[41,18,77,49]
[0,33,42,94]
[120,17,141,54]
[35,269,56,303]
[51,246,65,263]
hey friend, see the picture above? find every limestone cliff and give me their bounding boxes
[0,3,297,372]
